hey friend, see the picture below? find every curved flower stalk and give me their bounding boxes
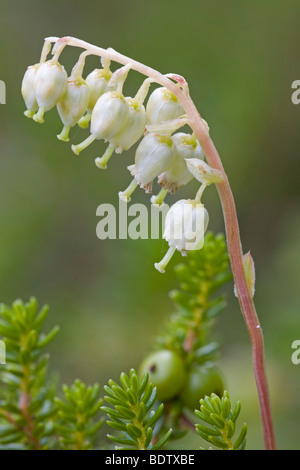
[21,36,276,450]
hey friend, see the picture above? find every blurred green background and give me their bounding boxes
[0,0,300,450]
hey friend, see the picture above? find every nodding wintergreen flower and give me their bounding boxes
[119,133,176,202]
[78,58,113,129]
[57,77,90,142]
[21,64,40,118]
[146,86,184,125]
[32,60,68,124]
[155,199,209,273]
[151,133,205,206]
[72,65,147,169]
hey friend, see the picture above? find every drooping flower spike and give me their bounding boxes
[21,37,277,448]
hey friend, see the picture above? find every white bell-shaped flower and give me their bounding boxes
[72,91,146,168]
[86,68,112,112]
[72,64,147,169]
[57,78,90,141]
[151,134,205,205]
[78,65,113,129]
[128,133,176,194]
[111,98,147,152]
[155,199,209,273]
[33,60,67,123]
[146,87,184,125]
[21,64,40,118]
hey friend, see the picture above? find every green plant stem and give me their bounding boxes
[48,36,276,450]
[19,363,41,450]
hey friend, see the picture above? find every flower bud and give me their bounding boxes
[146,87,184,125]
[21,64,40,118]
[129,133,176,193]
[185,158,224,185]
[158,133,205,193]
[155,199,209,273]
[33,60,67,123]
[57,78,90,141]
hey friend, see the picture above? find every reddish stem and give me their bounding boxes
[182,98,276,450]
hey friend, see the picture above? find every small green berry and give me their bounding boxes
[139,350,186,402]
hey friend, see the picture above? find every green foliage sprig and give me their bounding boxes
[195,391,247,450]
[0,234,248,450]
[102,369,172,450]
[54,380,103,450]
[0,298,59,449]
[156,232,232,360]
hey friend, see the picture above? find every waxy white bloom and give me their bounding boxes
[21,64,40,118]
[146,87,184,125]
[72,90,147,168]
[164,199,209,251]
[91,92,146,154]
[33,60,68,123]
[78,67,113,129]
[86,68,112,112]
[158,133,205,193]
[129,133,176,193]
[91,91,128,147]
[57,78,90,141]
[155,199,209,273]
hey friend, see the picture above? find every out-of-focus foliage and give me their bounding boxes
[102,370,172,450]
[0,298,58,449]
[0,299,104,450]
[195,391,247,450]
[0,238,244,450]
[54,380,103,450]
[0,297,246,450]
[157,232,232,360]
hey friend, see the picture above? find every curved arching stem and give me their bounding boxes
[47,36,276,450]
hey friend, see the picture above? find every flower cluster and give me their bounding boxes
[22,37,224,273]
